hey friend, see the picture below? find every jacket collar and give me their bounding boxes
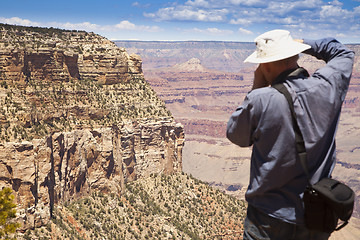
[271,67,309,86]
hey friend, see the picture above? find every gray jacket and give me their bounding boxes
[226,38,354,224]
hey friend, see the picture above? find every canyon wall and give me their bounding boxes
[0,120,184,229]
[0,24,184,230]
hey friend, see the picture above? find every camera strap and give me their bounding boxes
[272,79,311,183]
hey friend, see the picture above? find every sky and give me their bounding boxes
[1,0,360,43]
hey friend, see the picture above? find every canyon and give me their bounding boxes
[0,23,358,238]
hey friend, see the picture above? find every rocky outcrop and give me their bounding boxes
[0,24,173,141]
[0,24,185,231]
[78,45,142,85]
[0,119,184,229]
[0,27,142,84]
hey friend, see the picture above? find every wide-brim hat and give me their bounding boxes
[244,29,311,63]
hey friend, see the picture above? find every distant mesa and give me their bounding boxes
[173,58,209,72]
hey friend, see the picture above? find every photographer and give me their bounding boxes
[226,30,354,239]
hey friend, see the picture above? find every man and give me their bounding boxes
[226,29,354,239]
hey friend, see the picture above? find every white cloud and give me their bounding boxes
[230,18,252,25]
[227,0,263,6]
[115,20,162,32]
[238,27,253,35]
[145,6,228,22]
[144,0,324,24]
[0,17,40,27]
[115,20,137,30]
[336,33,346,38]
[266,0,321,16]
[294,0,323,9]
[320,5,349,19]
[273,17,296,25]
[330,0,343,6]
[132,2,151,8]
[49,21,101,31]
[355,6,360,14]
[190,27,234,35]
[186,0,210,8]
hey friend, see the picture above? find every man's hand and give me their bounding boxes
[252,64,269,89]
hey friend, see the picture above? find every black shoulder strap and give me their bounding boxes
[272,83,311,182]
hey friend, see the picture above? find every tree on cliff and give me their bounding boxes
[0,187,20,239]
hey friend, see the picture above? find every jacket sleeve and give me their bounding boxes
[226,93,258,147]
[303,38,354,102]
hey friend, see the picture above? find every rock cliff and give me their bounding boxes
[0,120,184,229]
[1,26,142,84]
[0,24,184,230]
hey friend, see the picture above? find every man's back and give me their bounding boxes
[226,37,354,226]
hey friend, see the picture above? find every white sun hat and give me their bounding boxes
[244,29,311,63]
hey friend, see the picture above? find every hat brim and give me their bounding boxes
[244,42,311,64]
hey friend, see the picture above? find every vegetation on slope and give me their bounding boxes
[19,172,246,239]
[0,188,20,240]
[0,75,171,142]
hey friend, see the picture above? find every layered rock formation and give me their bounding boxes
[0,24,184,230]
[0,120,184,229]
[0,27,142,84]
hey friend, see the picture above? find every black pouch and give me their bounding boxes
[303,178,355,233]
